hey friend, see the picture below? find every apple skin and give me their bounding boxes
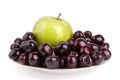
[33,16,73,47]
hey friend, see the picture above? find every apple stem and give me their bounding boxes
[56,13,61,20]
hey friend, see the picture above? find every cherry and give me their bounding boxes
[69,51,79,57]
[91,51,104,65]
[90,43,99,51]
[10,43,19,50]
[101,42,109,49]
[84,31,92,38]
[80,46,91,54]
[92,34,104,45]
[45,55,59,69]
[73,31,84,39]
[20,40,38,52]
[74,38,87,49]
[9,48,21,61]
[23,32,35,40]
[79,54,93,67]
[67,55,78,68]
[14,38,23,44]
[38,43,53,57]
[28,52,42,67]
[18,53,28,65]
[54,42,70,56]
[101,49,111,60]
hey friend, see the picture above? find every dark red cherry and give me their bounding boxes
[91,51,104,65]
[90,43,99,51]
[23,32,35,40]
[20,40,38,52]
[9,48,21,61]
[28,52,42,67]
[74,38,87,49]
[38,43,53,57]
[54,42,70,56]
[92,34,104,45]
[101,49,111,60]
[14,38,23,44]
[10,43,19,50]
[80,46,91,54]
[101,42,109,49]
[84,31,92,38]
[18,53,28,65]
[29,40,38,50]
[20,41,31,52]
[79,54,93,67]
[69,51,79,57]
[67,55,78,68]
[73,31,84,39]
[45,55,59,69]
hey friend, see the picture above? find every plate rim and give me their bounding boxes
[14,60,108,72]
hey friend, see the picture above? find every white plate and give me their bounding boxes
[15,61,108,74]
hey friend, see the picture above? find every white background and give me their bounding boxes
[0,0,120,80]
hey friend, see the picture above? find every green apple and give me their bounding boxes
[33,14,73,46]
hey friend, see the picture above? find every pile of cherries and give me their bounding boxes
[9,31,111,69]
